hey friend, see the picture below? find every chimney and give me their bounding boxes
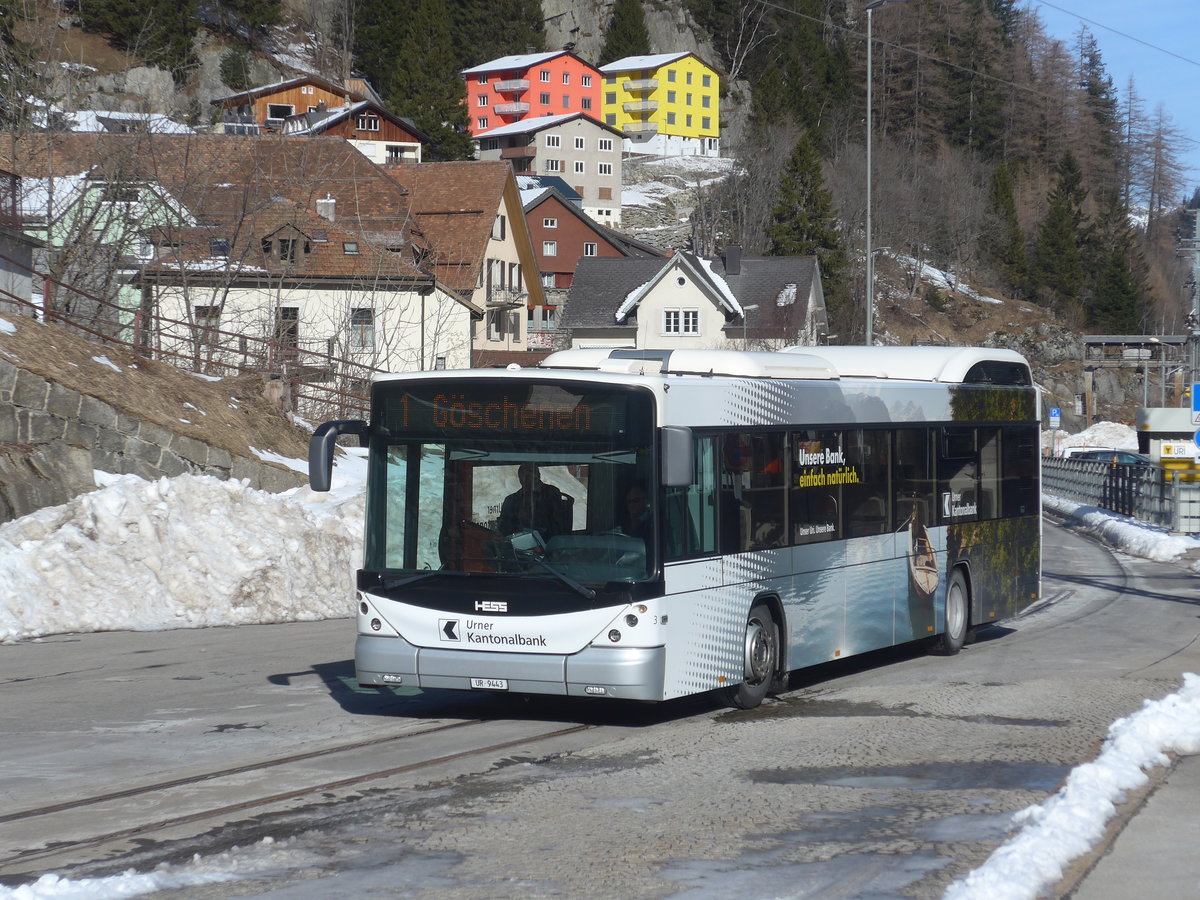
[724,245,742,276]
[316,193,336,222]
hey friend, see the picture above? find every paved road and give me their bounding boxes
[1,518,1198,898]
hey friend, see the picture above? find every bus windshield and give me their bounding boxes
[363,379,657,586]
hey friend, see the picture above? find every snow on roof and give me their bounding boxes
[599,52,690,73]
[476,113,579,138]
[694,255,743,316]
[462,51,568,75]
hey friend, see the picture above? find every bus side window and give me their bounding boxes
[938,426,979,524]
[893,427,934,530]
[844,429,889,537]
[665,434,717,559]
[791,429,842,544]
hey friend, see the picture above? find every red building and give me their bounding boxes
[462,51,602,137]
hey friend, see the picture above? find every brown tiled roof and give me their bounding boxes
[390,160,511,293]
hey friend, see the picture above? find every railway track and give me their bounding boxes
[0,716,594,879]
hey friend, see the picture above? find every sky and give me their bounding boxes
[1024,0,1200,193]
[1,415,1199,899]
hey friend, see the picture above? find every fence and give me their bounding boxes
[1041,456,1200,534]
[0,251,377,423]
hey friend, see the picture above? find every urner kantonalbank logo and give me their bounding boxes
[438,617,548,647]
[942,490,978,519]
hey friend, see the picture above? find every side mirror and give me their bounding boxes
[308,419,368,492]
[661,426,693,487]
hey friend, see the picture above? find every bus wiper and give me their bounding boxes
[378,571,441,591]
[524,555,597,601]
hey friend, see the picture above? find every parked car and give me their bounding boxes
[1064,448,1155,466]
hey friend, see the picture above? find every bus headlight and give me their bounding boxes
[608,629,622,642]
[624,614,639,628]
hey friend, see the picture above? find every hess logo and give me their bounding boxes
[474,600,508,612]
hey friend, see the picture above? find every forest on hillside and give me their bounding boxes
[1,0,1197,343]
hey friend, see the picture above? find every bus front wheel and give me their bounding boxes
[935,570,969,655]
[724,603,778,710]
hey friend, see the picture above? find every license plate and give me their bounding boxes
[470,677,509,691]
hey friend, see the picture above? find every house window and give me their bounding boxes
[279,238,297,262]
[702,116,711,130]
[686,114,692,127]
[562,94,570,107]
[702,74,711,87]
[605,114,616,126]
[486,309,509,341]
[541,272,555,288]
[343,241,359,254]
[492,215,506,240]
[687,71,693,85]
[543,240,557,256]
[663,308,699,335]
[582,74,592,87]
[702,95,711,108]
[275,307,300,347]
[356,114,380,131]
[574,136,585,150]
[210,238,229,256]
[581,97,592,110]
[605,91,616,105]
[605,75,615,84]
[573,160,585,174]
[584,242,597,257]
[482,138,499,151]
[349,308,375,351]
[540,69,550,82]
[477,74,487,85]
[667,90,676,103]
[266,103,294,121]
[543,217,558,228]
[539,92,551,105]
[598,162,612,176]
[562,72,570,84]
[667,69,676,82]
[545,134,561,148]
[686,93,692,106]
[598,138,613,152]
[528,305,557,331]
[545,158,561,172]
[477,116,489,130]
[477,94,489,107]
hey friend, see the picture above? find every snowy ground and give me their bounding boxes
[1,425,1199,899]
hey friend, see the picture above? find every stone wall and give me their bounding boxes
[0,357,304,524]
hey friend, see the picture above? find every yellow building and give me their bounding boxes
[598,52,720,157]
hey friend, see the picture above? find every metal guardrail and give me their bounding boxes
[1041,457,1200,533]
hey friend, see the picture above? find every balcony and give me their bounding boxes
[494,78,530,93]
[623,122,659,135]
[623,100,658,114]
[487,288,527,308]
[500,145,537,160]
[495,101,531,116]
[623,78,658,92]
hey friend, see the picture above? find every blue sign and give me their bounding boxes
[1049,407,1061,428]
[1193,386,1200,425]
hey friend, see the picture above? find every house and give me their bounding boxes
[0,169,43,314]
[282,100,427,164]
[561,248,826,350]
[461,51,602,138]
[522,186,663,349]
[211,74,380,134]
[599,52,721,157]
[0,134,479,380]
[391,161,547,366]
[474,113,624,225]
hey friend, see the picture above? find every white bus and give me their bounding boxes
[309,347,1041,709]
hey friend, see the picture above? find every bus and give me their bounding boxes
[309,346,1041,709]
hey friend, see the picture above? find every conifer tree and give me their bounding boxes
[765,133,850,326]
[982,161,1027,295]
[452,0,544,68]
[389,0,473,160]
[1086,190,1150,333]
[599,0,651,66]
[1032,152,1089,309]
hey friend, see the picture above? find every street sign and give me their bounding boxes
[1049,408,1061,428]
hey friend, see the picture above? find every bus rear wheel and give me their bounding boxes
[935,569,969,655]
[724,603,778,710]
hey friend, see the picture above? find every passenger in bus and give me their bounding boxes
[498,463,572,539]
[619,481,651,546]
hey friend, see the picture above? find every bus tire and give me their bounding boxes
[724,603,778,710]
[935,569,969,655]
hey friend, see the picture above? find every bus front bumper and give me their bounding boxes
[355,634,666,701]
